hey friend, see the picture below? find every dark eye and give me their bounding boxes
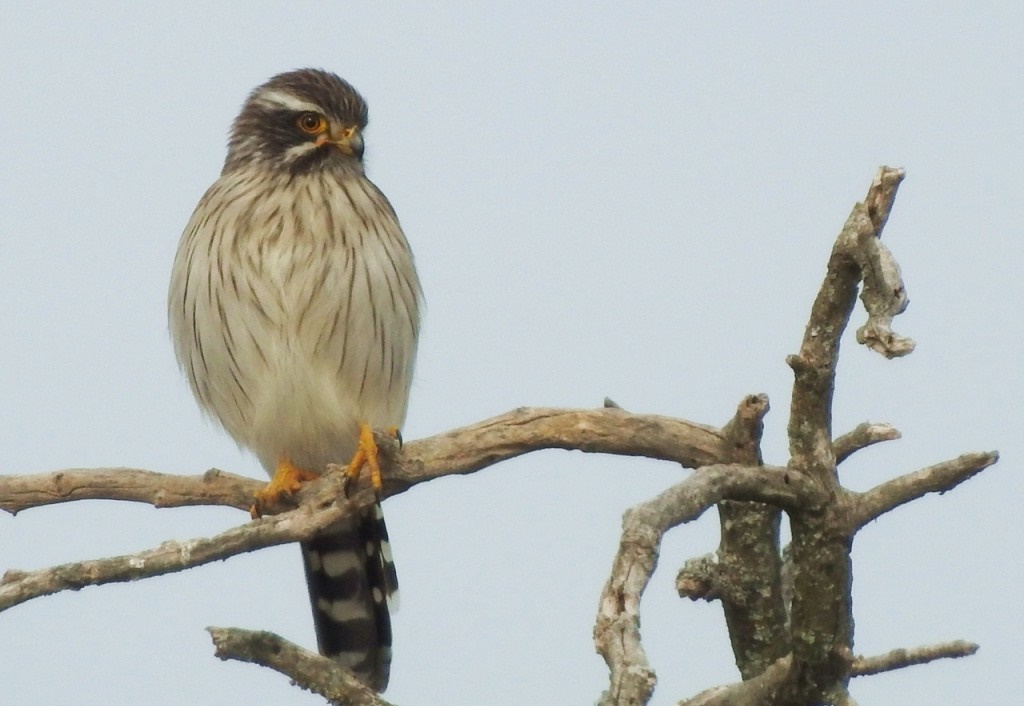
[297,113,328,135]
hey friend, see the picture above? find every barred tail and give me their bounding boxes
[301,502,398,692]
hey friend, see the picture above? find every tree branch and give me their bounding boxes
[208,627,395,706]
[675,639,978,706]
[781,166,907,703]
[0,487,375,613]
[850,640,979,676]
[0,407,731,517]
[0,467,260,514]
[788,166,907,476]
[594,464,826,706]
[385,406,729,492]
[715,394,790,679]
[849,451,999,530]
[833,422,901,465]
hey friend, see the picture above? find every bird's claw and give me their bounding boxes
[250,458,318,518]
[345,424,400,493]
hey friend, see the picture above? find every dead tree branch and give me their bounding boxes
[599,167,995,706]
[777,166,909,704]
[849,640,979,676]
[676,639,977,706]
[594,463,827,706]
[0,467,260,514]
[0,488,376,612]
[715,394,790,679]
[208,627,395,706]
[850,452,999,530]
[0,407,729,516]
[832,422,901,465]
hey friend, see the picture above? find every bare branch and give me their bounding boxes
[387,406,728,493]
[788,166,908,476]
[676,638,978,706]
[0,467,260,515]
[208,627,395,706]
[0,487,375,613]
[595,465,825,706]
[0,407,730,516]
[716,394,789,678]
[833,422,901,465]
[718,394,769,465]
[850,451,999,530]
[850,640,979,677]
[781,166,910,703]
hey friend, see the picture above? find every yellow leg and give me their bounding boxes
[250,458,318,519]
[345,424,399,492]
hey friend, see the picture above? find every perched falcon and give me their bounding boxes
[167,68,421,691]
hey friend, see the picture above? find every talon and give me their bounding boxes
[346,423,384,492]
[250,458,318,518]
[387,426,403,449]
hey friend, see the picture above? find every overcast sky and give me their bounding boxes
[2,3,1020,705]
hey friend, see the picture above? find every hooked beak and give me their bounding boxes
[316,125,364,159]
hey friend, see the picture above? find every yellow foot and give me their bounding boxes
[250,458,318,519]
[345,424,400,492]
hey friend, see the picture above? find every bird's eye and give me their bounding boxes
[297,113,328,135]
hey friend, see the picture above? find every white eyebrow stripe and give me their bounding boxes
[282,142,318,160]
[255,89,321,113]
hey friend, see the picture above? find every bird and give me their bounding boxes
[167,68,421,692]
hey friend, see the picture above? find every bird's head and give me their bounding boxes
[224,68,369,175]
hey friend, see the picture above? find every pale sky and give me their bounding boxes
[2,4,1020,705]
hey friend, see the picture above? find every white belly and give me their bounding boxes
[169,169,421,475]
